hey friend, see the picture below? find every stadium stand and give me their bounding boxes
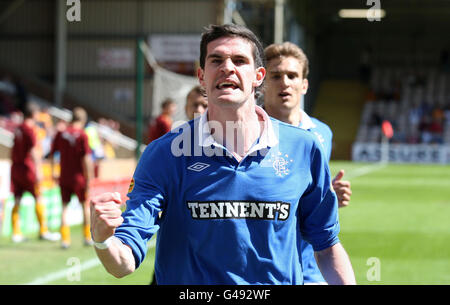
[355,65,449,145]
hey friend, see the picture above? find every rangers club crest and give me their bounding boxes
[262,151,293,177]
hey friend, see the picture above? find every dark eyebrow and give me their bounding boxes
[269,69,298,75]
[206,53,224,60]
[232,54,250,61]
[206,53,250,61]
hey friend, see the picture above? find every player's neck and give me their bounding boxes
[71,121,84,130]
[266,104,302,127]
[207,100,263,160]
[23,118,35,127]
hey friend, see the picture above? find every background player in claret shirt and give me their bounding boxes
[147,98,177,144]
[49,107,93,249]
[90,24,356,285]
[263,42,352,284]
[10,102,59,243]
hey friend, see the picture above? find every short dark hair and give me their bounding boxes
[199,24,265,70]
[72,106,87,123]
[23,102,39,119]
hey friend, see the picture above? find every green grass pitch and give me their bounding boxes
[1,161,449,285]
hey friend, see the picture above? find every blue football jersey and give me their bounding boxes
[115,107,339,285]
[299,111,333,161]
[298,110,334,284]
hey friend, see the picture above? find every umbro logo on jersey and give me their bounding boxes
[187,162,210,172]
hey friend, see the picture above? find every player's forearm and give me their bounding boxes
[82,155,93,182]
[95,237,136,278]
[49,155,56,178]
[31,148,42,175]
[314,242,356,285]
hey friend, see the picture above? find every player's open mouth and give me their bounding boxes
[216,81,239,90]
[279,92,291,98]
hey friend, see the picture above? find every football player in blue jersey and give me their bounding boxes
[263,42,352,284]
[89,24,355,285]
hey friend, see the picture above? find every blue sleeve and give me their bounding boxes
[299,142,340,252]
[326,128,333,162]
[311,118,333,162]
[114,141,169,268]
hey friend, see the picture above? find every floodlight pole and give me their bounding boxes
[274,0,285,44]
[223,0,235,24]
[135,38,144,160]
[55,0,67,107]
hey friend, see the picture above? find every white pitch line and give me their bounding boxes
[25,238,157,285]
[26,257,101,285]
[345,161,387,180]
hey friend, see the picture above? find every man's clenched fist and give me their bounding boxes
[90,192,124,243]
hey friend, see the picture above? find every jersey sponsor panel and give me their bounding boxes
[186,200,290,220]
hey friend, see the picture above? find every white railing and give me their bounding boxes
[0,127,13,148]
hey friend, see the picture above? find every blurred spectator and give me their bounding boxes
[432,107,444,122]
[97,117,118,159]
[419,114,432,143]
[147,98,177,144]
[85,120,105,178]
[102,138,116,159]
[409,105,422,129]
[428,116,444,144]
[34,105,55,158]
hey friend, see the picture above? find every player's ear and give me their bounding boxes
[197,68,205,87]
[253,67,266,87]
[301,78,309,94]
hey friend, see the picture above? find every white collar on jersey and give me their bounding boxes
[298,109,317,130]
[197,105,279,153]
